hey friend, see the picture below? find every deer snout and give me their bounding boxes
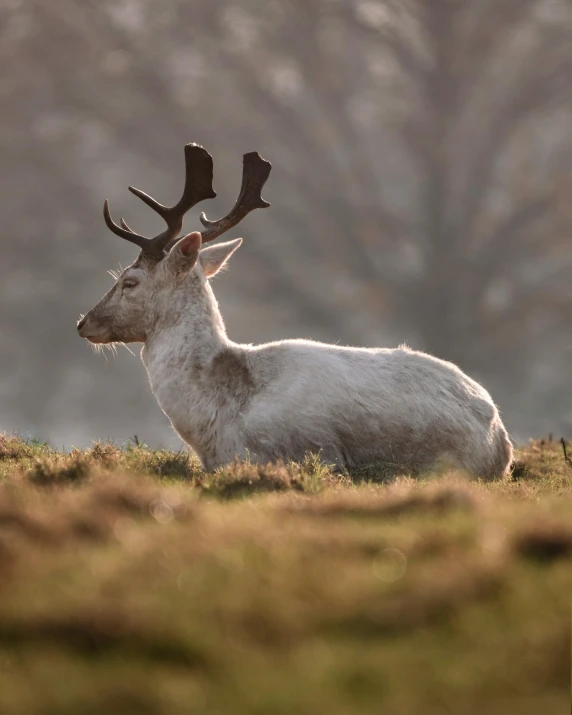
[77,313,110,343]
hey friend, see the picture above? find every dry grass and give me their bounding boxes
[0,434,570,714]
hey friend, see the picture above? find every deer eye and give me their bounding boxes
[123,279,139,289]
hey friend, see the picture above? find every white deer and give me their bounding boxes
[78,144,513,478]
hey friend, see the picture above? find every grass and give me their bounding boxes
[0,433,570,714]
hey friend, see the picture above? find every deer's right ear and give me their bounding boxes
[167,232,202,275]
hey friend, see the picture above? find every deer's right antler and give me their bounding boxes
[103,144,271,260]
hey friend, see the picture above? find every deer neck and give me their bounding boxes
[142,281,232,391]
[141,282,246,464]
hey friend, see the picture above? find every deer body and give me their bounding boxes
[78,144,512,479]
[138,263,511,477]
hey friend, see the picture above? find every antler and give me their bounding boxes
[103,143,216,260]
[197,151,271,245]
[103,145,272,259]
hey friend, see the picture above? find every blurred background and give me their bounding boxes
[1,0,572,448]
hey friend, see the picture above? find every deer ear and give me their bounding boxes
[167,232,201,274]
[199,238,243,278]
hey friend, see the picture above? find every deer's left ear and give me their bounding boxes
[199,238,243,278]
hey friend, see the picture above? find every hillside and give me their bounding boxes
[0,434,570,714]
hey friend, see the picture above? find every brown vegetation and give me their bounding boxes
[0,434,570,714]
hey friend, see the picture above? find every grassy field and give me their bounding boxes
[0,433,570,715]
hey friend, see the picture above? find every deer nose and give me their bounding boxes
[77,316,87,333]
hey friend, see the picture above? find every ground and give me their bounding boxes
[0,433,570,715]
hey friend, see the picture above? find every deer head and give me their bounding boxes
[77,144,271,345]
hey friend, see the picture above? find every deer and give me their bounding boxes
[77,143,513,479]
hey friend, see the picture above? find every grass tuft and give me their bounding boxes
[26,453,94,487]
[512,521,572,562]
[0,434,51,461]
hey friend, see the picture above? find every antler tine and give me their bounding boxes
[127,186,168,217]
[103,200,154,253]
[120,217,135,232]
[198,152,271,245]
[103,144,216,259]
[103,200,172,259]
[172,143,217,215]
